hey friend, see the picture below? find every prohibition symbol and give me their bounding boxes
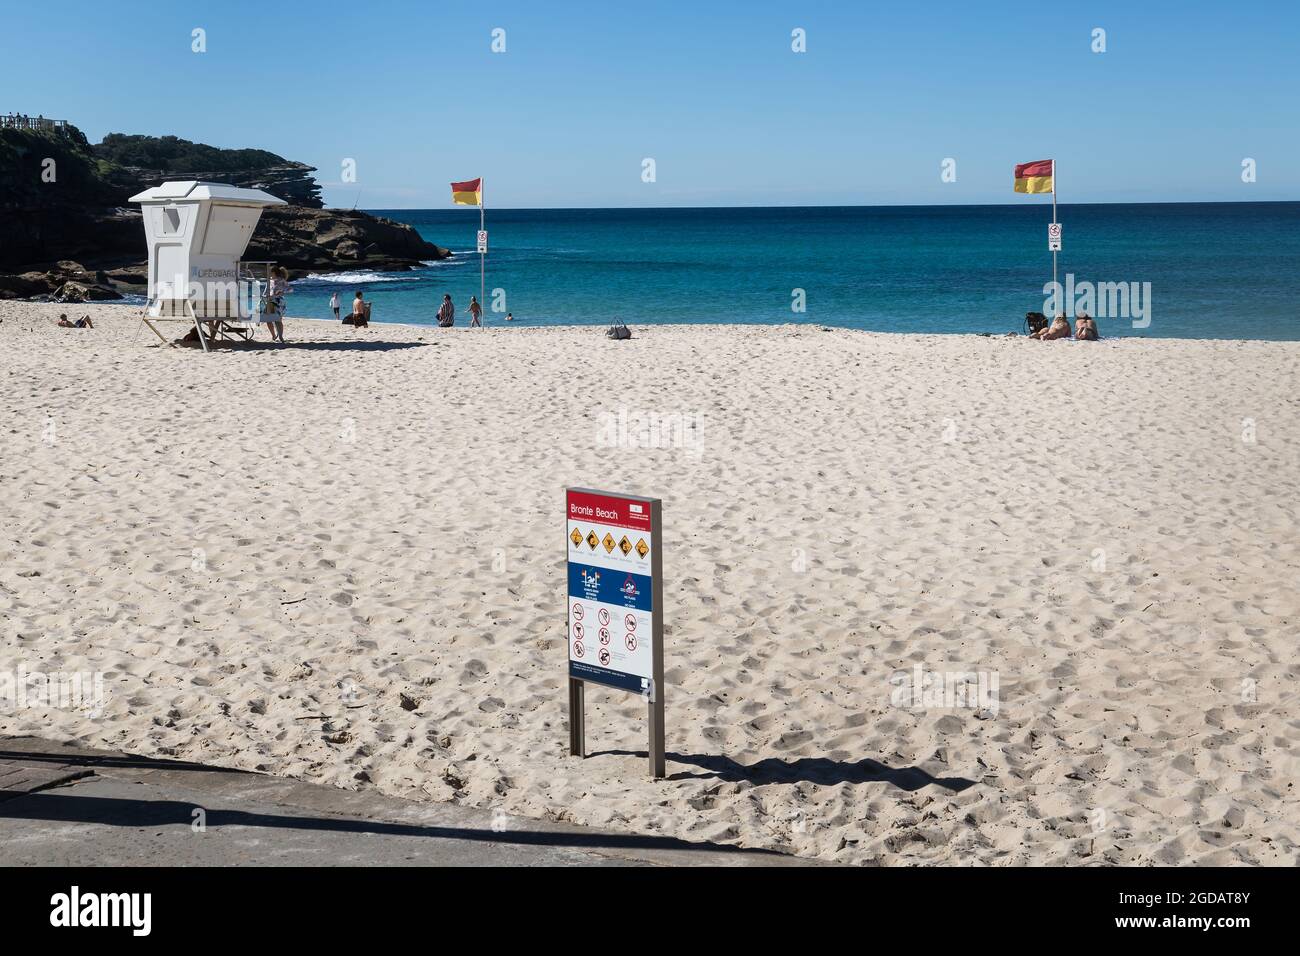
[624,632,638,652]
[602,532,616,554]
[586,530,600,550]
[570,528,583,547]
[599,627,611,645]
[572,621,585,640]
[573,640,585,658]
[598,608,611,626]
[619,535,632,556]
[624,613,637,631]
[598,648,611,666]
[571,603,584,620]
[636,538,649,559]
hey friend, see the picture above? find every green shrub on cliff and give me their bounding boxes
[94,133,286,174]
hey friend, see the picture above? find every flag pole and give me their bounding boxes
[1052,160,1058,317]
[479,179,486,317]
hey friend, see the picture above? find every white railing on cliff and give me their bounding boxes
[1,114,70,132]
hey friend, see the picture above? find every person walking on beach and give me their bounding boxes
[265,266,290,344]
[437,294,455,328]
[330,291,339,321]
[468,296,483,328]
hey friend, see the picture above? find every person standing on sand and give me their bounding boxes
[265,266,290,344]
[349,291,368,326]
[468,296,483,327]
[330,291,339,321]
[437,294,455,328]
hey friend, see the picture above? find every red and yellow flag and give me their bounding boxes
[1014,160,1054,194]
[451,178,482,206]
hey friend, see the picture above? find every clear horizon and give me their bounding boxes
[3,0,1297,208]
[352,199,1299,212]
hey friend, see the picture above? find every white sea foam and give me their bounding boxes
[296,271,417,284]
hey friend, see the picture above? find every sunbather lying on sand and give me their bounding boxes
[1075,313,1099,340]
[1030,314,1070,340]
[56,313,92,328]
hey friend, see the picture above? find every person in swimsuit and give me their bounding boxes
[1031,314,1071,340]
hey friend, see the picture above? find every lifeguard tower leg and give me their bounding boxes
[140,300,172,347]
[187,301,209,353]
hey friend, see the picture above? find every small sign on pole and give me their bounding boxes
[1048,222,1062,251]
[477,230,488,254]
[565,488,665,779]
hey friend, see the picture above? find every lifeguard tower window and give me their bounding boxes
[159,206,185,236]
[202,206,260,255]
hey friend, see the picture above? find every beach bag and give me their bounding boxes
[606,323,631,340]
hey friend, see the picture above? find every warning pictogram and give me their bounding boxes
[619,535,632,556]
[570,528,583,547]
[598,608,611,626]
[624,613,637,631]
[624,633,638,652]
[598,648,611,666]
[599,627,610,645]
[636,538,649,559]
[571,603,584,620]
[572,621,585,640]
[602,532,616,554]
[573,640,585,658]
[586,530,599,549]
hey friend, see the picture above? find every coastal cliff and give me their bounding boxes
[0,124,450,301]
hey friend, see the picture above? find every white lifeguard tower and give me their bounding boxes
[130,180,285,351]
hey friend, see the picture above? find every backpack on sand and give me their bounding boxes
[606,323,632,340]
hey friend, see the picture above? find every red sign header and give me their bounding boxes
[566,489,654,532]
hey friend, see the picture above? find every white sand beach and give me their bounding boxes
[2,302,1297,865]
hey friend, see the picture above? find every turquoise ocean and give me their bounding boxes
[289,202,1299,340]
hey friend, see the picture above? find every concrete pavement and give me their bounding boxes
[0,737,807,866]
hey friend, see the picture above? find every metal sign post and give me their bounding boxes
[565,488,665,779]
[1051,160,1059,315]
[477,188,486,314]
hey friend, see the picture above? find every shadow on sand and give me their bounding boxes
[166,339,429,353]
[589,749,977,792]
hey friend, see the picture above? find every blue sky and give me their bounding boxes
[2,0,1296,207]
